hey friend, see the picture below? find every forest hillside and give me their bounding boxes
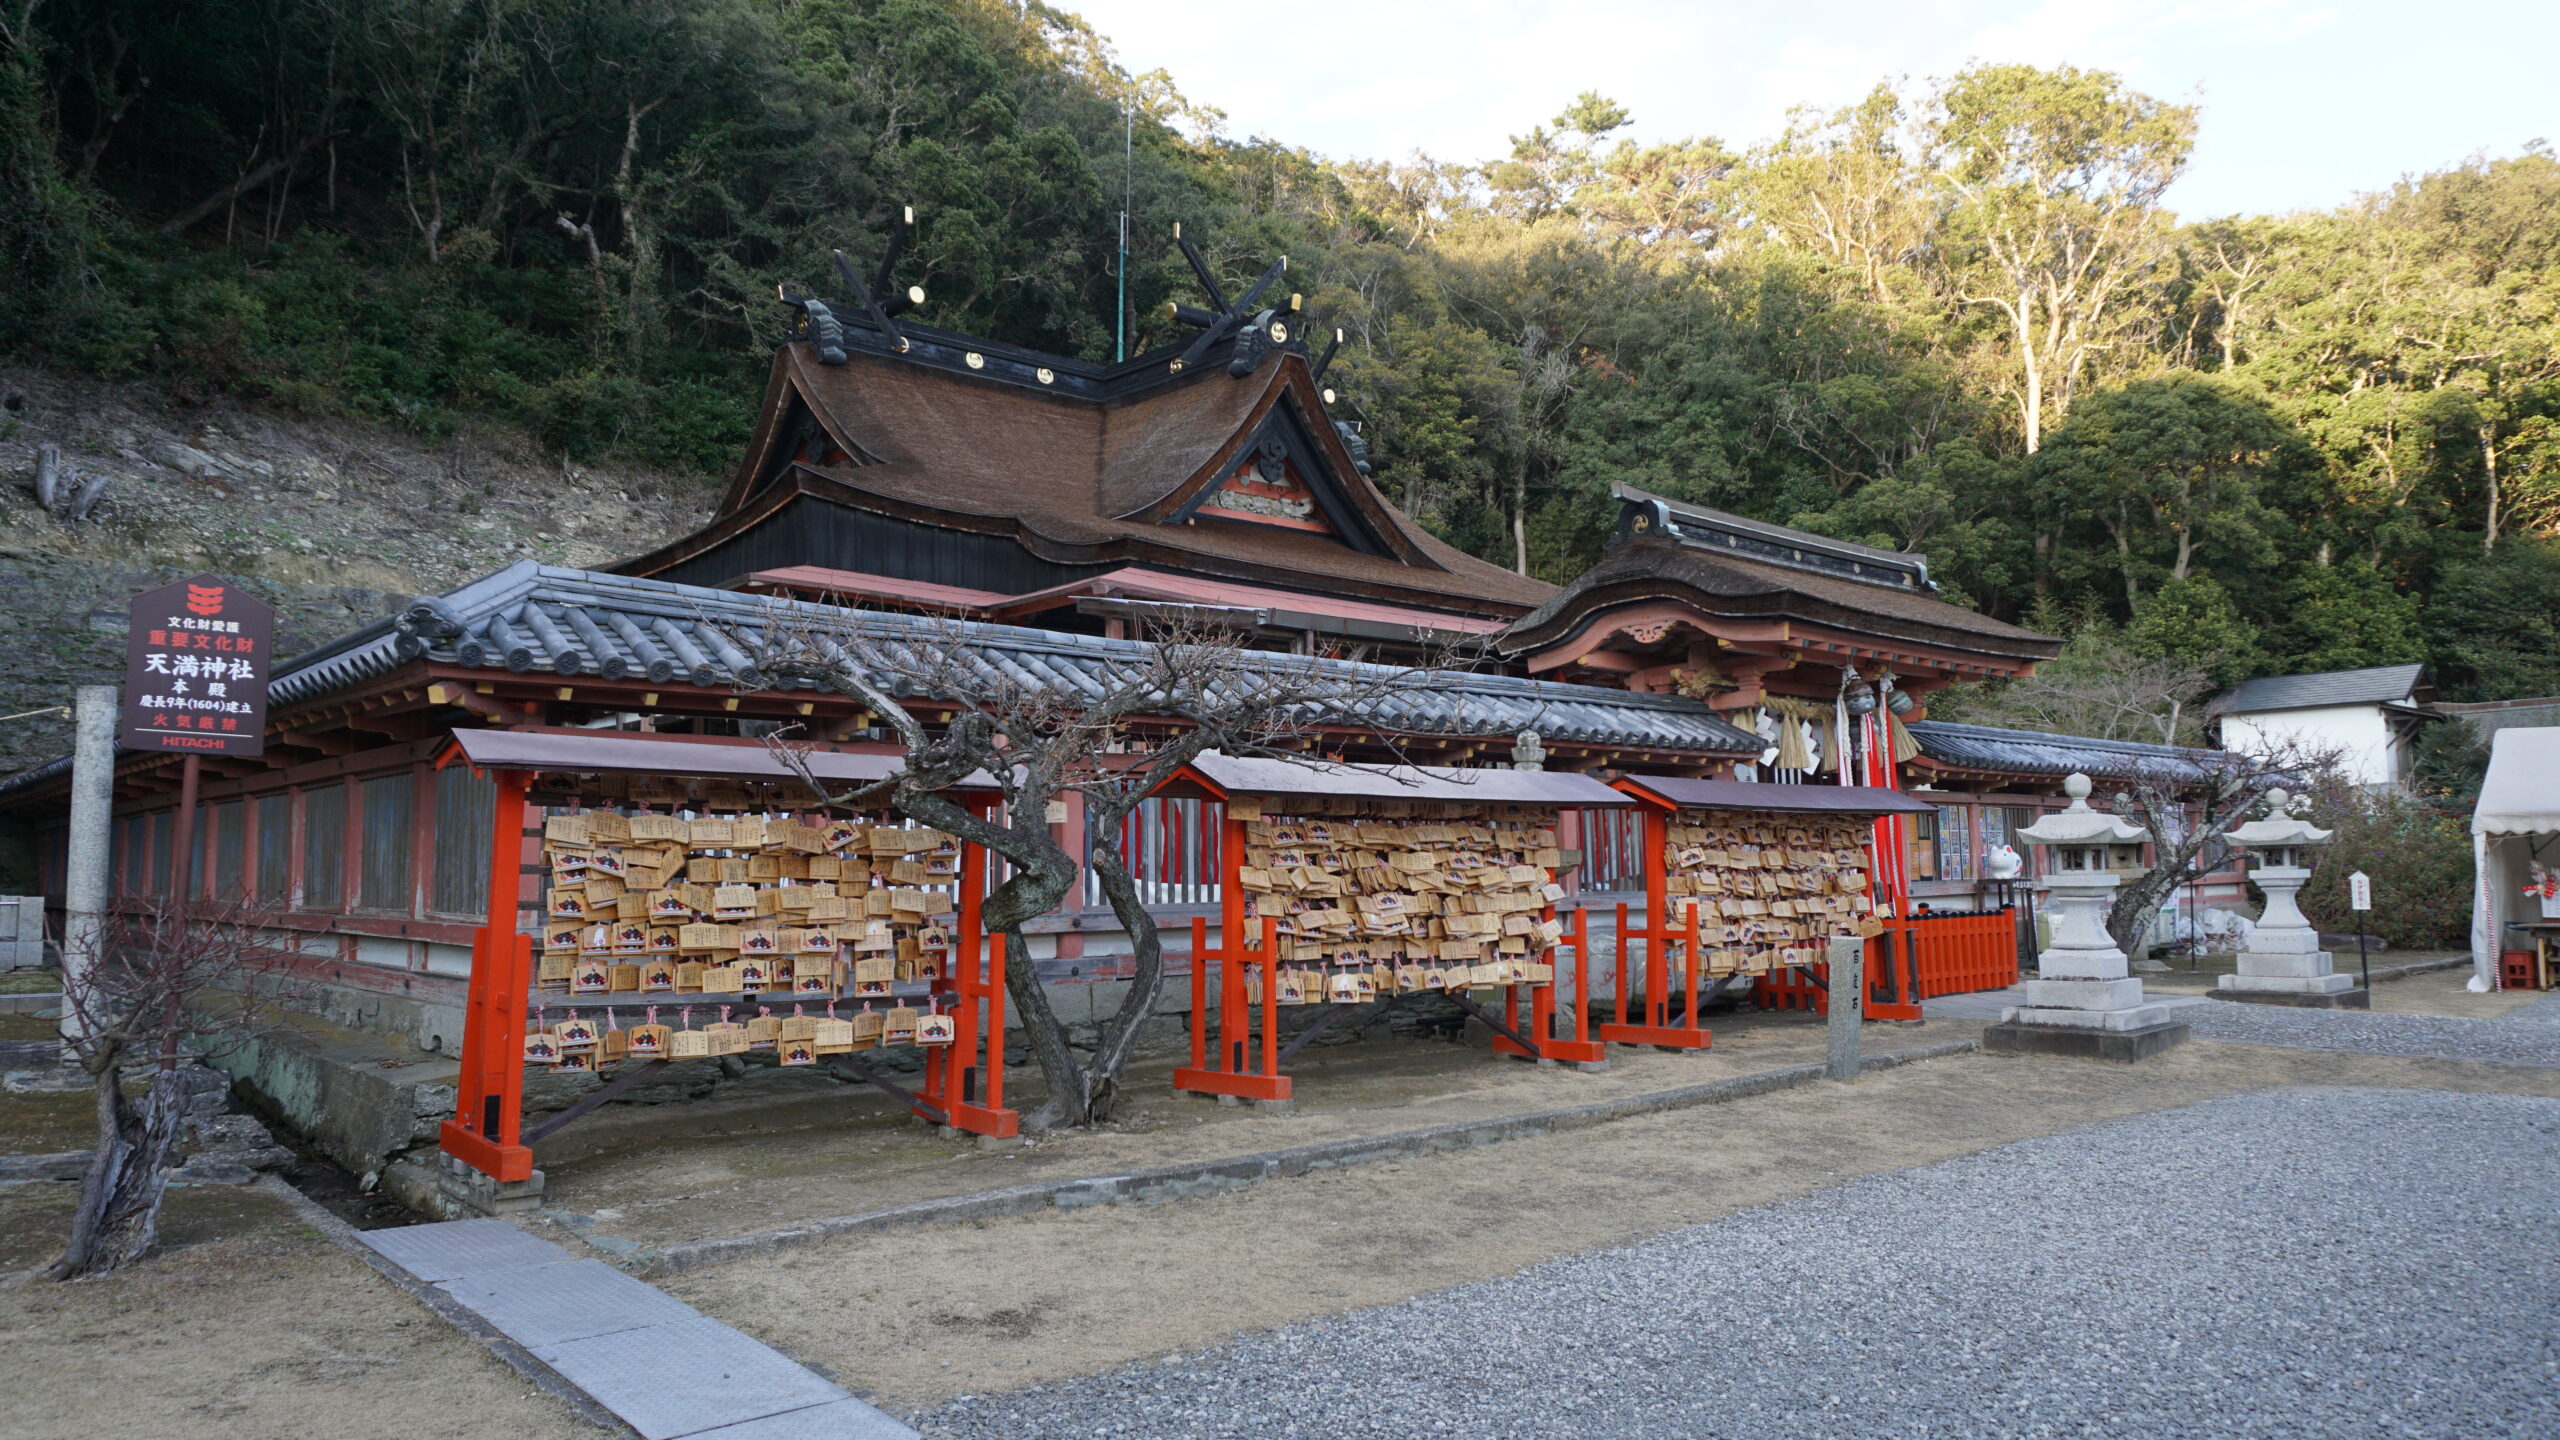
[2,0,2556,766]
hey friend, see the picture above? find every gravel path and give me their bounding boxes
[924,1088,2560,1440]
[2184,997,2560,1065]
[2507,991,2560,1027]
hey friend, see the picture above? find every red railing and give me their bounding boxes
[1908,907,2019,997]
[1749,908,2020,1014]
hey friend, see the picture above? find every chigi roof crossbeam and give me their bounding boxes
[774,210,1329,407]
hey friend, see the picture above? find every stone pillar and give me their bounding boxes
[1984,773,2189,1062]
[60,685,117,1046]
[2215,789,2363,1009]
[1824,935,1862,1080]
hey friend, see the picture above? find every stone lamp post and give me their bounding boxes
[1984,773,2191,1062]
[2214,789,2364,1009]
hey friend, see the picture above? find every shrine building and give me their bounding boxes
[0,226,2236,1029]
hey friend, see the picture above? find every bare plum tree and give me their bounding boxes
[2099,735,2344,958]
[49,890,309,1280]
[708,604,1467,1129]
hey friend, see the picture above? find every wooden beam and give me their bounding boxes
[428,682,529,726]
[276,729,359,758]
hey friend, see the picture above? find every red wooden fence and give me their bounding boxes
[1908,907,2019,997]
[1750,907,2020,1013]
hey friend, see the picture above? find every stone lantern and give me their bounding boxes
[2215,788,2363,1008]
[1983,773,2190,1061]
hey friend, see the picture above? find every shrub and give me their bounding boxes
[2297,783,2473,949]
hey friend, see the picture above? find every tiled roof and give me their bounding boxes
[1498,539,2061,661]
[2209,664,2427,716]
[1907,720,2226,781]
[277,563,1762,755]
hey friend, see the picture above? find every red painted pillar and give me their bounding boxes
[984,931,1007,1117]
[1188,915,1209,1071]
[1642,808,1669,1029]
[1221,812,1246,1074]
[440,768,535,1182]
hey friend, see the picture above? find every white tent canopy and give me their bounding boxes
[2471,727,2560,988]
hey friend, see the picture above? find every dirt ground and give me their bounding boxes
[2367,965,2547,1018]
[0,1183,597,1440]
[2141,948,2471,991]
[0,1085,94,1153]
[0,1068,587,1440]
[532,1007,1923,1253]
[659,1040,2560,1414]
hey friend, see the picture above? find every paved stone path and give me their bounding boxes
[927,1087,2560,1440]
[358,1219,914,1439]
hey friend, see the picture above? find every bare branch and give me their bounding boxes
[693,594,1481,1128]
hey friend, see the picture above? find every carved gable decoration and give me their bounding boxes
[1196,435,1333,534]
[1173,401,1385,555]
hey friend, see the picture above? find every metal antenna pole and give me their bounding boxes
[1116,106,1132,364]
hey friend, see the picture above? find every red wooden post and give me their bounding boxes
[1532,904,1606,1066]
[1645,808,1668,1030]
[1613,900,1631,1030]
[1174,804,1286,1102]
[1223,809,1244,1074]
[1188,915,1209,1072]
[983,932,1007,1118]
[172,755,201,899]
[928,820,984,1119]
[1573,906,1591,1046]
[1685,901,1704,1037]
[440,768,535,1182]
[1258,915,1279,1080]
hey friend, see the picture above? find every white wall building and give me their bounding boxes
[2210,664,2435,790]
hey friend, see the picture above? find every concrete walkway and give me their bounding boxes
[357,1219,914,1440]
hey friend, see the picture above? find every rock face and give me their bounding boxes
[0,366,723,846]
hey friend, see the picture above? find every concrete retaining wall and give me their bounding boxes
[204,1011,457,1184]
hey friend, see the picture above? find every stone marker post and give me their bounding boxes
[61,684,117,1045]
[2215,788,2363,1008]
[1983,773,2190,1062]
[1825,934,1862,1079]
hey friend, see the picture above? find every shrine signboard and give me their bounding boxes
[120,573,273,757]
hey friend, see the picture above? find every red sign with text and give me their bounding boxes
[121,573,274,757]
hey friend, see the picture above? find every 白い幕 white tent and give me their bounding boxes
[2470,726,2560,989]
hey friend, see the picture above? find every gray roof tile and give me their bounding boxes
[262,562,1764,757]
[1908,720,2225,781]
[2210,664,2426,715]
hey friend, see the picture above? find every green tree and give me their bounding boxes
[2126,575,2260,688]
[2422,539,2560,700]
[2282,558,2424,673]
[1930,63,2195,452]
[2029,374,2305,610]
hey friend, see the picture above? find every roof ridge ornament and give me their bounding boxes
[1164,222,1306,376]
[778,206,928,362]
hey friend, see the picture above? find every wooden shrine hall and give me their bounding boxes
[0,215,2249,1205]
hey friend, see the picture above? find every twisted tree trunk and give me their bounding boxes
[48,1059,190,1279]
[1077,843,1172,1125]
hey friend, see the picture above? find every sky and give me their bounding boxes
[1057,0,2558,219]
